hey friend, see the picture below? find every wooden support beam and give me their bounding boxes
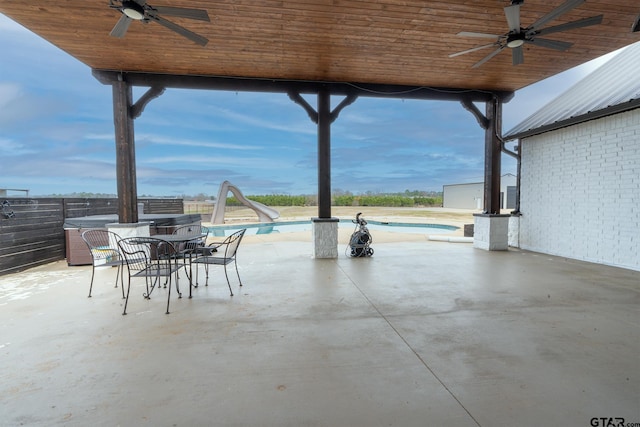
[93,70,512,103]
[330,94,358,123]
[131,86,166,119]
[483,98,502,214]
[112,77,138,224]
[317,87,332,219]
[461,99,489,129]
[288,91,318,123]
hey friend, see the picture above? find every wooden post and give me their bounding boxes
[112,76,138,224]
[317,87,331,219]
[483,97,502,214]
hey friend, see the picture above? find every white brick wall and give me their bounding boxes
[518,108,640,271]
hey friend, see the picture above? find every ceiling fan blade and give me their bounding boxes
[151,15,209,46]
[533,15,603,36]
[457,31,500,39]
[152,6,210,22]
[512,46,524,65]
[110,14,132,38]
[527,37,573,51]
[449,43,497,58]
[504,4,521,32]
[472,46,505,68]
[529,0,585,31]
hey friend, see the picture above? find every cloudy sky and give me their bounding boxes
[0,13,625,197]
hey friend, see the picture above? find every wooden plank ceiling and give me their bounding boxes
[1,0,638,92]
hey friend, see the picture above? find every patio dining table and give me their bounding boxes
[125,232,207,301]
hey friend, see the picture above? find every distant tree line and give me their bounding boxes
[227,194,313,206]
[225,195,310,206]
[332,194,441,207]
[225,190,442,207]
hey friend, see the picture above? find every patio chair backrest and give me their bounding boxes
[117,236,177,272]
[81,229,122,265]
[224,229,246,259]
[172,224,208,251]
[117,237,151,272]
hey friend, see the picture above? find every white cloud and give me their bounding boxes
[0,82,21,106]
[85,133,115,141]
[0,83,37,127]
[0,137,34,155]
[135,133,262,150]
[210,105,316,135]
[142,154,292,170]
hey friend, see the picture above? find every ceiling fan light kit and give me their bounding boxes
[450,0,605,67]
[506,36,525,48]
[121,1,145,20]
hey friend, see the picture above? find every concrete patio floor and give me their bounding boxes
[1,236,638,427]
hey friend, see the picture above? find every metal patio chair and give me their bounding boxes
[190,229,246,296]
[81,229,125,299]
[117,236,185,315]
[160,224,209,290]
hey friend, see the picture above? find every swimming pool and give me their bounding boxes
[205,220,458,237]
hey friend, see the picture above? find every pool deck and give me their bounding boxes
[1,235,639,426]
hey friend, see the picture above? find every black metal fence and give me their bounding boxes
[0,198,183,276]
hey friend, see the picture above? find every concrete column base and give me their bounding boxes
[473,214,510,251]
[312,217,339,259]
[106,222,151,239]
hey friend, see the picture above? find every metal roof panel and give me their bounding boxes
[505,41,640,139]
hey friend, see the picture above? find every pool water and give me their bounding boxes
[206,220,458,237]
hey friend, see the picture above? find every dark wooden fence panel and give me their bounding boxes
[139,198,183,214]
[62,198,183,218]
[0,198,66,275]
[63,198,121,218]
[0,198,183,276]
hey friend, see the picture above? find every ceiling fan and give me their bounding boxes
[108,0,210,46]
[449,0,603,68]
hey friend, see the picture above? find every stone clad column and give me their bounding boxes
[473,214,510,251]
[312,217,339,258]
